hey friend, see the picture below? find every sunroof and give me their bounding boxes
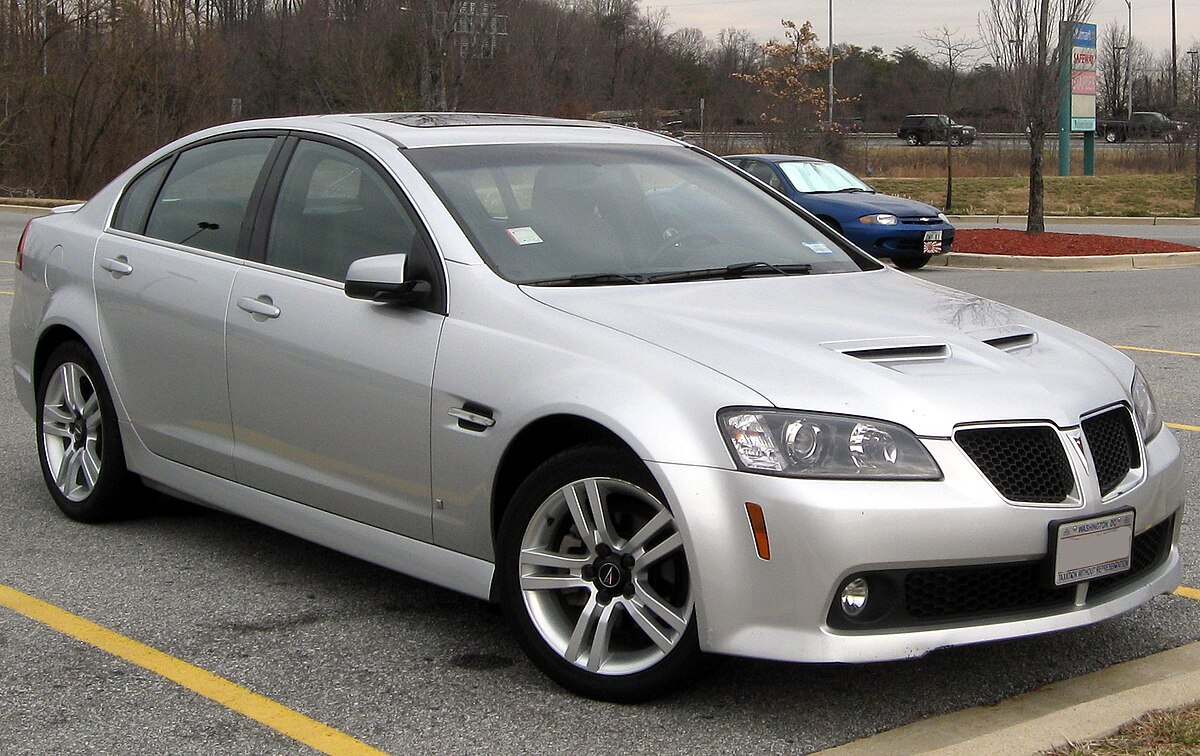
[368,113,604,129]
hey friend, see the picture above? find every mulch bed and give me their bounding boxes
[953,228,1197,257]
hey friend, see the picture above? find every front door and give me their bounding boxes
[225,138,444,539]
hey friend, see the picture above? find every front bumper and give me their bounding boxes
[649,427,1184,663]
[847,223,955,259]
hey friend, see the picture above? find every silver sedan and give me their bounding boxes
[10,114,1185,702]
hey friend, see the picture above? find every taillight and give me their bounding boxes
[15,218,33,271]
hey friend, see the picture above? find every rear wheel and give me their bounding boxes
[36,341,141,522]
[905,133,920,146]
[894,254,932,270]
[497,446,700,702]
[1104,129,1120,143]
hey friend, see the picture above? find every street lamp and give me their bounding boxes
[1125,0,1133,119]
[827,0,834,124]
[1114,45,1126,118]
[1189,49,1198,110]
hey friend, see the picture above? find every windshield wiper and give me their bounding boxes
[523,272,648,286]
[649,261,812,283]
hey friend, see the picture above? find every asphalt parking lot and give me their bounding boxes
[1,207,1197,754]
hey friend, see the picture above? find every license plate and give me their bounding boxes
[1051,510,1134,587]
[923,230,944,255]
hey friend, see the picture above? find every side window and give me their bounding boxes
[112,158,171,234]
[266,140,418,281]
[745,161,783,191]
[144,138,276,255]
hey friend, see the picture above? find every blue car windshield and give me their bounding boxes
[779,161,874,194]
[405,144,879,284]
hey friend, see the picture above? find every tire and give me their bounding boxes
[36,341,141,522]
[905,133,920,146]
[894,254,932,270]
[1104,129,1119,143]
[1164,131,1177,144]
[949,134,962,147]
[496,445,701,702]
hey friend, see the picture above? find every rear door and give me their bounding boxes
[224,136,445,539]
[95,135,282,478]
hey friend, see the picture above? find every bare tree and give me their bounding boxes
[981,0,1095,233]
[921,26,981,211]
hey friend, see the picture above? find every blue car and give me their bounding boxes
[725,154,954,269]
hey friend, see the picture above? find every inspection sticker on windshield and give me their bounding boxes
[1051,510,1134,586]
[506,227,544,245]
[923,230,944,255]
[804,242,835,255]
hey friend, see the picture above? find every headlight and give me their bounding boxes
[937,212,949,223]
[859,213,898,226]
[718,409,942,479]
[1131,367,1162,442]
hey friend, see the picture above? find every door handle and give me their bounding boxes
[236,296,281,319]
[100,257,133,276]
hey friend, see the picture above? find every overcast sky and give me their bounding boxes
[640,0,1200,59]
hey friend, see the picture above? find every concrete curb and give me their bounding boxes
[817,638,1200,756]
[930,250,1200,272]
[947,215,1200,226]
[0,198,75,209]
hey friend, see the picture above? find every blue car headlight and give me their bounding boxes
[859,213,898,226]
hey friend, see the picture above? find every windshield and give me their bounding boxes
[777,161,873,194]
[404,144,875,284]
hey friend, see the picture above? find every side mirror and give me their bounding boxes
[344,254,431,305]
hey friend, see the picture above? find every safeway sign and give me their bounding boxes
[1069,23,1097,132]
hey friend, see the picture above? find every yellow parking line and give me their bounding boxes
[1175,587,1200,601]
[0,584,388,755]
[1168,423,1200,433]
[1114,345,1200,358]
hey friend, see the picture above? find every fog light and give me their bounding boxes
[840,578,869,617]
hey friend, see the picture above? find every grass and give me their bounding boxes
[1046,702,1200,755]
[870,174,1197,217]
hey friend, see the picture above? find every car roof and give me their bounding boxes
[197,112,681,149]
[725,154,823,164]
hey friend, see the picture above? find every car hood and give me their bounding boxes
[522,270,1132,437]
[798,192,944,219]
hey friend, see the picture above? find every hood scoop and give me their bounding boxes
[973,326,1039,353]
[824,337,952,366]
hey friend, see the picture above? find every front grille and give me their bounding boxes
[1082,407,1140,496]
[905,561,1069,620]
[956,425,1074,503]
[899,216,942,226]
[826,514,1176,630]
[1089,514,1172,597]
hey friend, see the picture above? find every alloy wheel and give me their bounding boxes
[41,362,103,502]
[517,477,693,676]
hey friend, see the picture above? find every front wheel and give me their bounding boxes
[1104,129,1119,143]
[497,446,701,702]
[1164,131,1177,144]
[905,133,920,146]
[894,254,932,270]
[948,134,962,147]
[36,341,141,522]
